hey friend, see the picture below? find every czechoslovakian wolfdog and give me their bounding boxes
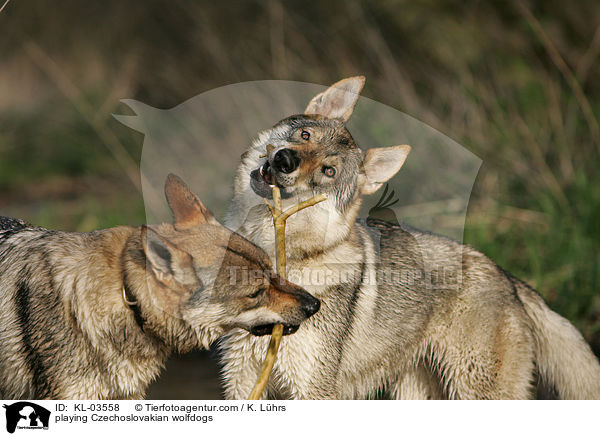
[221,76,600,399]
[0,174,319,399]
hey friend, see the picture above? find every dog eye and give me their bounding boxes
[301,130,310,141]
[323,166,336,178]
[248,287,266,299]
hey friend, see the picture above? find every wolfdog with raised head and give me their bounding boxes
[221,76,600,399]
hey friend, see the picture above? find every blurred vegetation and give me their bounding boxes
[0,0,599,353]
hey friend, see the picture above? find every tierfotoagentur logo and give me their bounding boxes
[227,264,460,290]
[2,402,50,433]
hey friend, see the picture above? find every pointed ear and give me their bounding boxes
[141,226,199,290]
[304,76,365,122]
[361,145,411,195]
[164,173,218,230]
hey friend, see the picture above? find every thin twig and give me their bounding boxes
[263,198,275,215]
[279,194,328,222]
[248,187,326,400]
[0,0,10,13]
[247,324,284,400]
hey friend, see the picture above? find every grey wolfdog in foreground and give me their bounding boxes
[0,174,319,399]
[221,76,600,399]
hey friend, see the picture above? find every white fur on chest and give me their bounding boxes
[234,199,359,296]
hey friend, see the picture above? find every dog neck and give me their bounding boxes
[118,229,209,353]
[235,193,363,263]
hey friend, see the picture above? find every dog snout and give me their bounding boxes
[301,293,320,318]
[273,148,300,174]
[271,277,321,319]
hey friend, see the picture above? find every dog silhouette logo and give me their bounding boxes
[367,184,400,225]
[3,402,50,433]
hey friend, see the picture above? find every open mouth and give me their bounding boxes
[260,161,274,185]
[250,161,275,199]
[250,323,299,336]
[250,160,297,199]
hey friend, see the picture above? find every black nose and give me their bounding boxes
[273,148,300,174]
[301,294,321,318]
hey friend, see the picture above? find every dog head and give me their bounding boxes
[140,174,320,346]
[231,76,410,253]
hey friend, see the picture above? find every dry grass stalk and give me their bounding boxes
[0,0,11,13]
[23,41,146,196]
[515,0,600,152]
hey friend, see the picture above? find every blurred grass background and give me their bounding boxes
[1,0,598,362]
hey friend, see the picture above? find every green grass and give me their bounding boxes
[464,173,600,343]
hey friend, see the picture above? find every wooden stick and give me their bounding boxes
[248,187,326,400]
